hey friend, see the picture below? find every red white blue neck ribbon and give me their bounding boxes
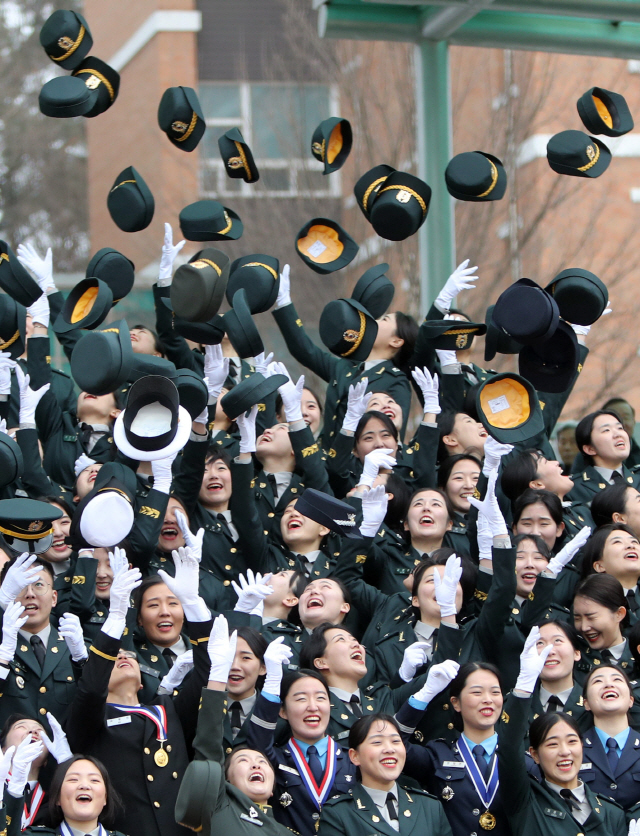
[21,782,44,829]
[110,703,168,742]
[288,736,337,810]
[457,735,499,809]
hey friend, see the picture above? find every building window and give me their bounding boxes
[199,81,341,198]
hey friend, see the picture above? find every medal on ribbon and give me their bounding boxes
[457,737,499,830]
[110,704,170,766]
[288,737,337,810]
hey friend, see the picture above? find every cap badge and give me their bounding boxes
[58,35,75,49]
[396,189,411,203]
[84,75,100,90]
[343,329,359,343]
[586,145,596,161]
[171,121,189,135]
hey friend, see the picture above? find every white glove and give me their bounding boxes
[207,614,238,683]
[0,601,28,663]
[158,649,194,693]
[102,551,141,638]
[159,546,210,622]
[74,453,96,478]
[434,259,480,312]
[0,419,7,436]
[158,223,186,285]
[435,348,457,368]
[0,352,16,397]
[263,636,293,696]
[629,820,640,836]
[58,612,88,662]
[232,570,274,615]
[0,553,41,609]
[399,641,431,683]
[411,367,441,416]
[515,626,552,694]
[174,510,204,561]
[547,526,592,577]
[194,400,209,426]
[342,378,369,433]
[482,437,513,476]
[204,344,230,404]
[272,361,304,423]
[571,304,612,338]
[27,293,49,329]
[275,263,291,309]
[0,746,15,804]
[433,554,462,618]
[151,451,177,495]
[358,448,397,489]
[412,659,461,704]
[16,366,50,427]
[467,470,508,538]
[360,484,389,538]
[253,352,274,376]
[477,511,493,563]
[236,404,258,454]
[16,243,55,293]
[7,735,45,798]
[40,712,72,763]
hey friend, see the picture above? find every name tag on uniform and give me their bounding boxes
[107,716,132,727]
[240,814,263,826]
[543,809,565,819]
[278,765,298,775]
[580,763,592,770]
[443,761,465,768]
[337,731,350,740]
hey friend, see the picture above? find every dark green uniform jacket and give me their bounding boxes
[568,465,640,505]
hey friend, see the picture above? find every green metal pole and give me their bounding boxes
[415,39,455,317]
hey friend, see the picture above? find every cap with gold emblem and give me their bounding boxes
[226,254,280,314]
[179,199,243,242]
[577,87,634,138]
[0,242,42,307]
[221,370,288,420]
[369,171,432,241]
[0,295,26,360]
[53,277,113,334]
[71,57,120,118]
[445,151,507,202]
[311,117,352,174]
[171,248,230,323]
[546,130,611,179]
[319,298,377,362]
[420,318,487,351]
[39,9,93,70]
[354,164,396,221]
[107,166,155,233]
[0,498,63,555]
[218,127,259,183]
[158,86,206,152]
[296,218,359,275]
[86,248,135,305]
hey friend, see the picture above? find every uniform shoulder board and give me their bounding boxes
[398,782,437,799]
[596,795,624,811]
[324,792,351,806]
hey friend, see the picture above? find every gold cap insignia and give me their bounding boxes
[395,189,411,204]
[28,521,43,532]
[84,74,100,90]
[227,156,244,169]
[171,120,188,135]
[343,329,359,343]
[456,334,468,349]
[312,141,324,155]
[58,35,74,49]
[586,145,596,161]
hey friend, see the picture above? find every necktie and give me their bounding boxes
[559,788,581,814]
[30,635,46,669]
[78,422,93,449]
[23,783,33,809]
[306,745,324,786]
[162,648,176,670]
[230,701,243,734]
[385,792,398,822]
[546,695,564,713]
[612,470,624,482]
[627,589,639,614]
[606,737,619,774]
[349,694,364,718]
[601,648,614,663]
[266,472,278,500]
[229,364,238,379]
[472,744,488,780]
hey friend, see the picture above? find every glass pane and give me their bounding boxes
[199,83,241,119]
[200,166,219,194]
[255,168,290,192]
[201,124,243,161]
[298,167,330,194]
[251,84,329,160]
[220,175,243,193]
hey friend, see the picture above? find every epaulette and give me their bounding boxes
[398,782,439,800]
[323,792,352,806]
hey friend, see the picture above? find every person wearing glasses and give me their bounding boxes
[0,556,84,728]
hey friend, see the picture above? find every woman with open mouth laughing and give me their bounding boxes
[317,712,453,836]
[580,524,640,624]
[573,574,636,670]
[497,627,627,836]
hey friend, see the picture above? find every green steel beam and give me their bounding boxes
[318,2,421,40]
[415,40,455,315]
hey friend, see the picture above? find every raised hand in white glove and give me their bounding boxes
[74,453,96,478]
[514,626,552,694]
[253,351,274,376]
[262,636,293,695]
[0,745,15,803]
[158,223,186,285]
[434,259,480,313]
[40,712,72,763]
[546,526,592,577]
[629,820,640,836]
[58,612,88,662]
[275,264,291,309]
[236,404,258,454]
[16,366,50,427]
[411,367,441,416]
[27,293,50,329]
[274,363,304,423]
[358,448,397,489]
[0,553,41,609]
[151,450,178,495]
[207,614,238,683]
[159,649,194,693]
[467,470,508,538]
[174,510,204,561]
[233,570,274,615]
[7,734,45,797]
[102,552,141,638]
[435,349,457,368]
[159,546,209,622]
[16,243,55,293]
[0,601,28,663]
[342,378,369,433]
[477,511,493,563]
[482,437,513,476]
[433,554,462,618]
[0,352,16,397]
[399,641,431,683]
[412,659,461,704]
[360,484,389,538]
[204,344,230,404]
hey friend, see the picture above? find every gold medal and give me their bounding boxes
[479,811,496,830]
[154,747,169,767]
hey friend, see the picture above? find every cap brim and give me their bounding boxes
[113,404,191,462]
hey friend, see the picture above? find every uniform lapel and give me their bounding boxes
[15,637,41,677]
[583,733,614,781]
[41,629,67,682]
[397,785,419,834]
[564,683,585,717]
[614,730,640,776]
[351,784,397,836]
